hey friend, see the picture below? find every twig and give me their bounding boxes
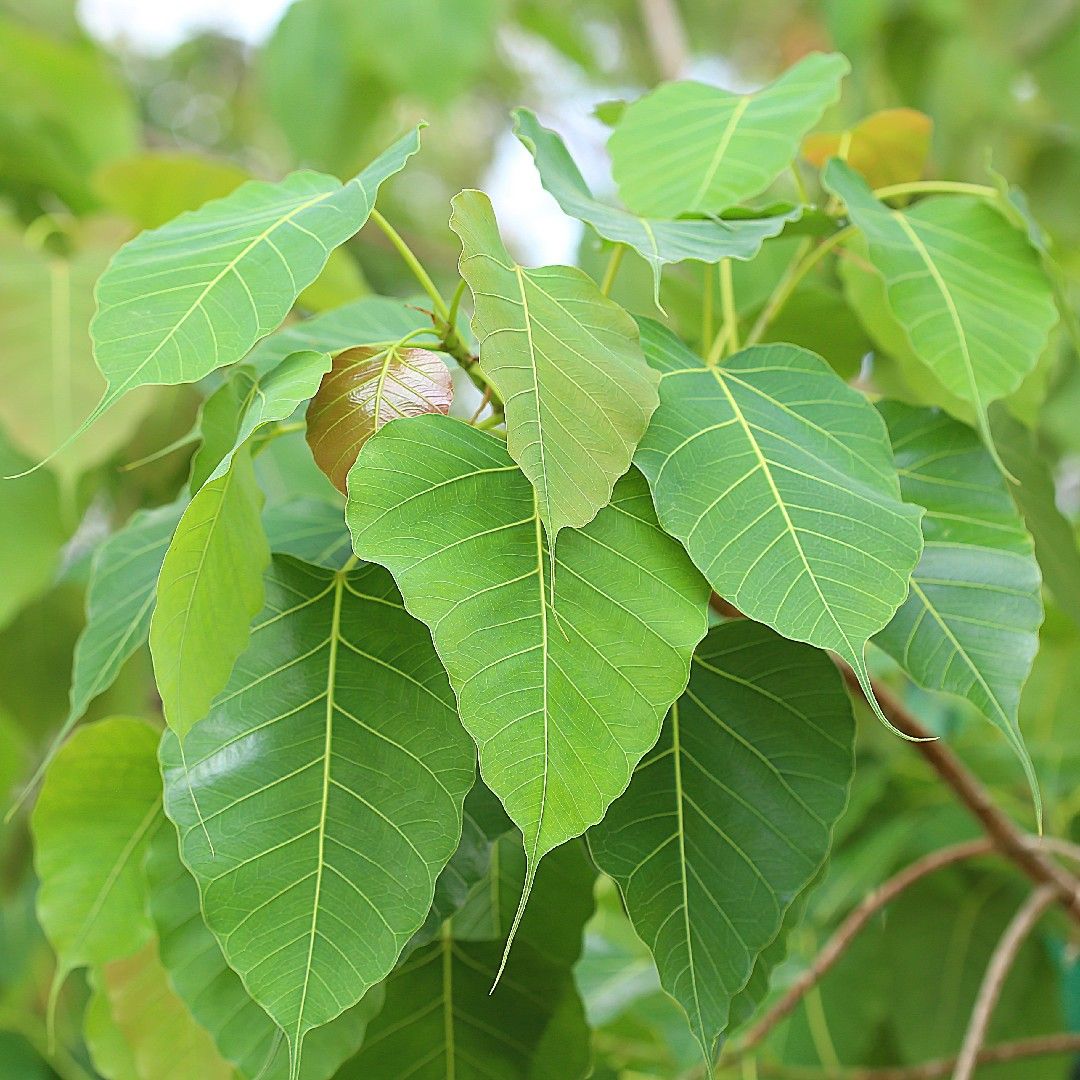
[730,1032,1080,1079]
[730,840,995,1059]
[952,885,1058,1080]
[637,0,688,79]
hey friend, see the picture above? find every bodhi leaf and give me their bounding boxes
[98,940,233,1080]
[17,128,422,473]
[31,718,161,992]
[608,53,849,217]
[632,319,924,734]
[449,189,658,539]
[340,839,595,1080]
[873,403,1043,817]
[160,555,474,1077]
[347,415,709,962]
[590,621,854,1061]
[512,108,801,304]
[802,108,932,188]
[146,823,384,1080]
[189,350,332,491]
[305,344,453,494]
[822,160,1058,466]
[264,500,352,569]
[84,971,139,1080]
[150,446,269,741]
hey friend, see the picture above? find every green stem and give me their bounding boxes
[705,323,731,367]
[790,162,810,205]
[719,258,738,355]
[872,180,998,202]
[369,209,449,321]
[446,277,467,333]
[599,244,626,297]
[702,265,714,356]
[745,227,854,347]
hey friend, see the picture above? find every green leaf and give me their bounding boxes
[874,403,1043,817]
[633,319,924,733]
[0,427,66,630]
[992,410,1080,630]
[68,128,422,454]
[822,160,1058,465]
[244,295,435,375]
[264,500,352,569]
[347,415,708,955]
[512,108,801,304]
[146,823,384,1080]
[189,350,332,492]
[84,971,139,1080]
[150,446,270,740]
[449,189,659,538]
[0,218,157,489]
[608,53,849,217]
[31,718,161,983]
[802,108,933,189]
[160,555,474,1075]
[305,345,453,494]
[589,621,854,1060]
[97,940,234,1080]
[340,839,594,1080]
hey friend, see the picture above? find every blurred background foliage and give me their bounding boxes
[2,1,1080,1078]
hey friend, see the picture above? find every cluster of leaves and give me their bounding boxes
[3,4,1080,1080]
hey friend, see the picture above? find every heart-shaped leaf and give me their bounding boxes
[633,318,923,732]
[305,344,452,493]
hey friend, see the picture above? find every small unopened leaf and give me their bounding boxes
[609,53,849,217]
[875,402,1043,815]
[633,318,923,732]
[150,446,269,740]
[450,189,658,537]
[590,621,855,1060]
[513,108,801,303]
[31,718,161,980]
[823,160,1058,461]
[803,108,932,188]
[306,344,452,493]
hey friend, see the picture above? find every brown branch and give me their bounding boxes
[730,840,995,1058]
[952,885,1058,1080]
[637,0,689,79]
[834,660,1080,923]
[736,1032,1080,1079]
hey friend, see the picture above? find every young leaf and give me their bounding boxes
[160,555,474,1075]
[590,621,855,1062]
[633,319,924,733]
[874,403,1043,814]
[150,446,269,740]
[305,344,452,493]
[24,128,422,470]
[244,295,436,375]
[189,350,332,492]
[264,499,352,569]
[98,940,233,1080]
[84,971,140,1080]
[31,718,161,987]
[146,823,384,1080]
[512,108,801,304]
[339,839,595,1080]
[802,108,932,188]
[608,53,849,217]
[822,160,1058,464]
[347,415,709,955]
[449,189,659,538]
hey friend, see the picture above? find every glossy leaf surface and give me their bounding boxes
[609,53,849,216]
[305,344,452,493]
[633,319,923,729]
[590,621,854,1059]
[874,403,1042,812]
[347,416,708,923]
[450,189,658,537]
[150,447,269,740]
[161,555,474,1071]
[513,108,800,303]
